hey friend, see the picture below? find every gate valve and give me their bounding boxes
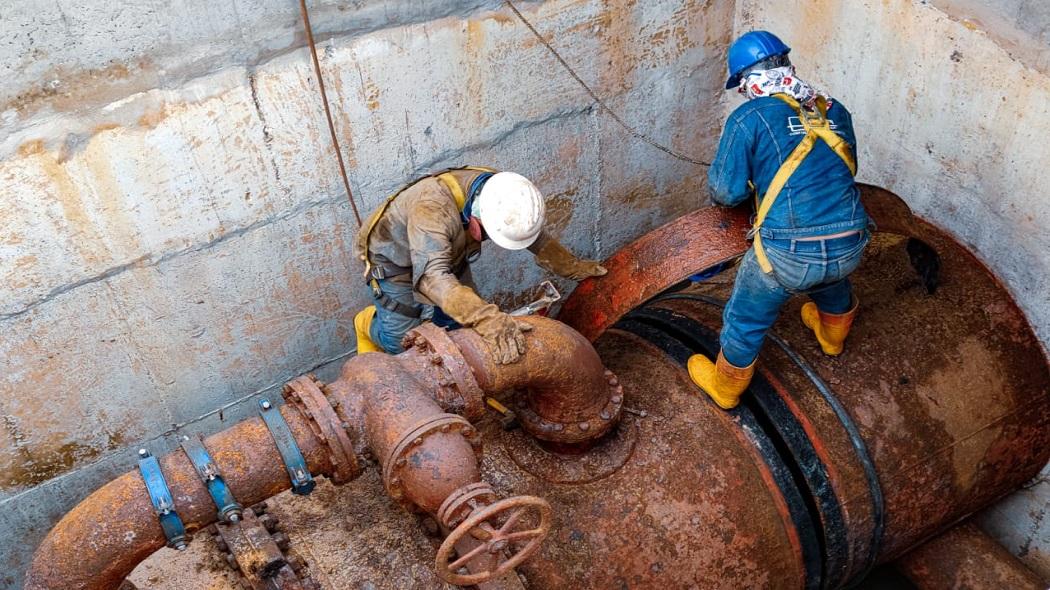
[435,496,552,586]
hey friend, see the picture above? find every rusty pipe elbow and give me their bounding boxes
[24,406,335,590]
[448,315,622,445]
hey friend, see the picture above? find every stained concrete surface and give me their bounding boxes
[0,0,732,587]
[737,0,1050,579]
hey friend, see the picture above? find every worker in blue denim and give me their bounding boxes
[689,31,871,409]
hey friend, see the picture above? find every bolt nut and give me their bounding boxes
[138,449,148,458]
[553,423,564,432]
[608,377,619,386]
[600,410,612,420]
[261,400,272,410]
[611,395,622,404]
[578,422,591,431]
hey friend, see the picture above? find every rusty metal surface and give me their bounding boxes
[448,316,622,445]
[283,376,360,485]
[558,184,935,342]
[895,522,1046,589]
[25,406,336,590]
[606,220,1050,576]
[213,505,320,590]
[475,328,810,589]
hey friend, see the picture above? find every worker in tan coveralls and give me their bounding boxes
[353,167,607,364]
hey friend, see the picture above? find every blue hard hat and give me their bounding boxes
[725,31,791,89]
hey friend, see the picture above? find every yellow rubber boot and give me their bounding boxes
[354,306,383,354]
[801,298,859,356]
[687,351,755,410]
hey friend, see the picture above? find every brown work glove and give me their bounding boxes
[532,238,608,281]
[439,285,533,364]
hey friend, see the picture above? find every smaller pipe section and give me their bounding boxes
[894,522,1046,590]
[24,406,335,590]
[447,316,622,445]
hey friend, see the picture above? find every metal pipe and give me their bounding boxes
[27,313,614,588]
[24,406,335,590]
[447,316,623,445]
[894,522,1046,589]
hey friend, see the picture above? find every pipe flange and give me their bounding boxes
[515,370,624,445]
[403,323,485,421]
[282,375,361,484]
[436,482,498,530]
[382,413,482,511]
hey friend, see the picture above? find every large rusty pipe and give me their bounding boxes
[24,406,334,590]
[894,522,1046,589]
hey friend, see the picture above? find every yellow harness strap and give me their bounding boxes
[752,95,857,274]
[361,166,497,280]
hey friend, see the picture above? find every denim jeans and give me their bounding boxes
[719,231,870,367]
[366,278,462,354]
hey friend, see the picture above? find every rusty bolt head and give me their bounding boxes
[578,422,591,431]
[274,532,290,550]
[611,395,622,404]
[604,369,613,377]
[615,385,624,394]
[608,376,619,386]
[600,410,612,420]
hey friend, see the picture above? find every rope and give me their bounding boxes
[505,1,711,168]
[298,0,363,226]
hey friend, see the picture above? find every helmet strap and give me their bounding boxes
[461,171,496,227]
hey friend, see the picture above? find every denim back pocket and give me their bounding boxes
[764,245,825,291]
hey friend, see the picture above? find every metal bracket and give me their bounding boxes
[137,449,189,550]
[258,398,316,496]
[180,434,243,523]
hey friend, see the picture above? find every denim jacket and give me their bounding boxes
[708,96,869,240]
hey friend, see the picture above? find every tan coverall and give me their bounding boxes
[354,168,603,362]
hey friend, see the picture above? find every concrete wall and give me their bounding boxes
[0,0,733,587]
[736,0,1050,579]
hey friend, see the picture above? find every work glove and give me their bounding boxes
[532,238,608,281]
[439,284,533,364]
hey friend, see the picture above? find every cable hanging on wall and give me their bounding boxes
[298,0,364,226]
[505,1,712,168]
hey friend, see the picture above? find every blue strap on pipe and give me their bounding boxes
[137,449,189,550]
[180,434,243,523]
[258,398,316,496]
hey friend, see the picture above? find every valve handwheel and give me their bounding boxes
[435,496,553,586]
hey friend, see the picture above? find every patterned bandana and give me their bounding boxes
[739,66,829,108]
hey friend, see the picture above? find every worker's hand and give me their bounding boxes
[473,312,534,364]
[532,238,607,281]
[561,258,607,281]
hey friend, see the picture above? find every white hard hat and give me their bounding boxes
[476,172,546,250]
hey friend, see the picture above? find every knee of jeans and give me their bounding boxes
[371,315,409,354]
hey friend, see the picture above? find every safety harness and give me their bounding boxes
[360,166,497,318]
[750,94,857,273]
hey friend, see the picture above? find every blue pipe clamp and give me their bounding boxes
[180,434,243,523]
[137,449,188,550]
[258,398,316,495]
